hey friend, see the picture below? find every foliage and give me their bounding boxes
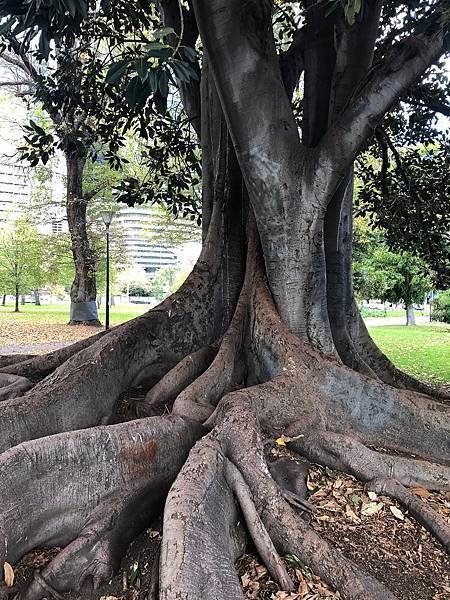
[353,218,433,307]
[0,217,47,301]
[0,0,202,220]
[355,246,432,308]
[431,289,450,323]
[357,144,450,287]
[150,266,188,301]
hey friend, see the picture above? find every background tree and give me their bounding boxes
[354,245,432,324]
[0,3,449,600]
[357,143,450,287]
[0,0,199,323]
[0,216,46,311]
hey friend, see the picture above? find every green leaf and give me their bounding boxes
[135,58,149,82]
[147,69,159,93]
[146,41,171,60]
[171,60,191,83]
[38,31,50,59]
[106,60,130,84]
[126,76,144,108]
[158,69,169,98]
[153,26,176,38]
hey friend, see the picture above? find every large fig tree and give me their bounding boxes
[0,1,449,599]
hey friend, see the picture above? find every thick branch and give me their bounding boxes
[317,28,446,201]
[158,0,201,138]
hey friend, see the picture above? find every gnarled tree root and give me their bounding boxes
[0,195,227,452]
[367,477,450,553]
[0,330,106,379]
[288,430,450,490]
[0,374,33,401]
[160,439,246,600]
[0,354,36,369]
[18,490,161,600]
[134,343,218,417]
[217,395,399,600]
[224,457,294,591]
[0,416,201,569]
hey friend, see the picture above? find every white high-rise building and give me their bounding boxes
[115,206,179,275]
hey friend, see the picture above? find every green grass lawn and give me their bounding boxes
[0,302,148,326]
[368,324,450,384]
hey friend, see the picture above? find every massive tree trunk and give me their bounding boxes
[0,3,448,600]
[66,154,100,325]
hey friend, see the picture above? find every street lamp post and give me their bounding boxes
[101,211,114,330]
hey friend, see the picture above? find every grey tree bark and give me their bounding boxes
[66,155,101,325]
[0,3,448,600]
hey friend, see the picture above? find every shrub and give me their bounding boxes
[432,290,450,324]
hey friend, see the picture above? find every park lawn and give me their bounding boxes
[368,324,450,384]
[0,302,148,326]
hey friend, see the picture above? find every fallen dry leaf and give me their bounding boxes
[410,486,431,499]
[3,562,14,587]
[361,501,384,516]
[389,505,405,520]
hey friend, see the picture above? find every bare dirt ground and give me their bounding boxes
[0,321,98,353]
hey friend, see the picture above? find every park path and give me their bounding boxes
[0,341,71,355]
[365,315,430,327]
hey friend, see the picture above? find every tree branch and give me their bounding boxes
[317,27,446,204]
[0,80,32,87]
[404,96,450,117]
[4,36,40,81]
[157,0,201,138]
[279,27,305,100]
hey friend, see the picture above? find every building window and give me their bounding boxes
[52,221,63,234]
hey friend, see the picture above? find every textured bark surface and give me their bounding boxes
[66,155,100,325]
[0,2,448,599]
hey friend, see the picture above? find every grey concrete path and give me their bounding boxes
[0,341,71,355]
[365,315,431,327]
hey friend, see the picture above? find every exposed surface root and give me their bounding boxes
[248,274,449,463]
[0,416,200,568]
[0,354,36,369]
[289,431,450,490]
[18,491,160,600]
[214,394,398,599]
[0,373,33,400]
[134,343,218,417]
[224,458,294,591]
[367,477,450,553]
[0,196,227,452]
[159,439,246,599]
[172,240,253,422]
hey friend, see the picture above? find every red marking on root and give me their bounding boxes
[118,435,157,477]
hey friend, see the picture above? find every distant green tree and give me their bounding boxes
[354,244,432,326]
[0,217,46,311]
[432,290,450,324]
[150,266,189,301]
